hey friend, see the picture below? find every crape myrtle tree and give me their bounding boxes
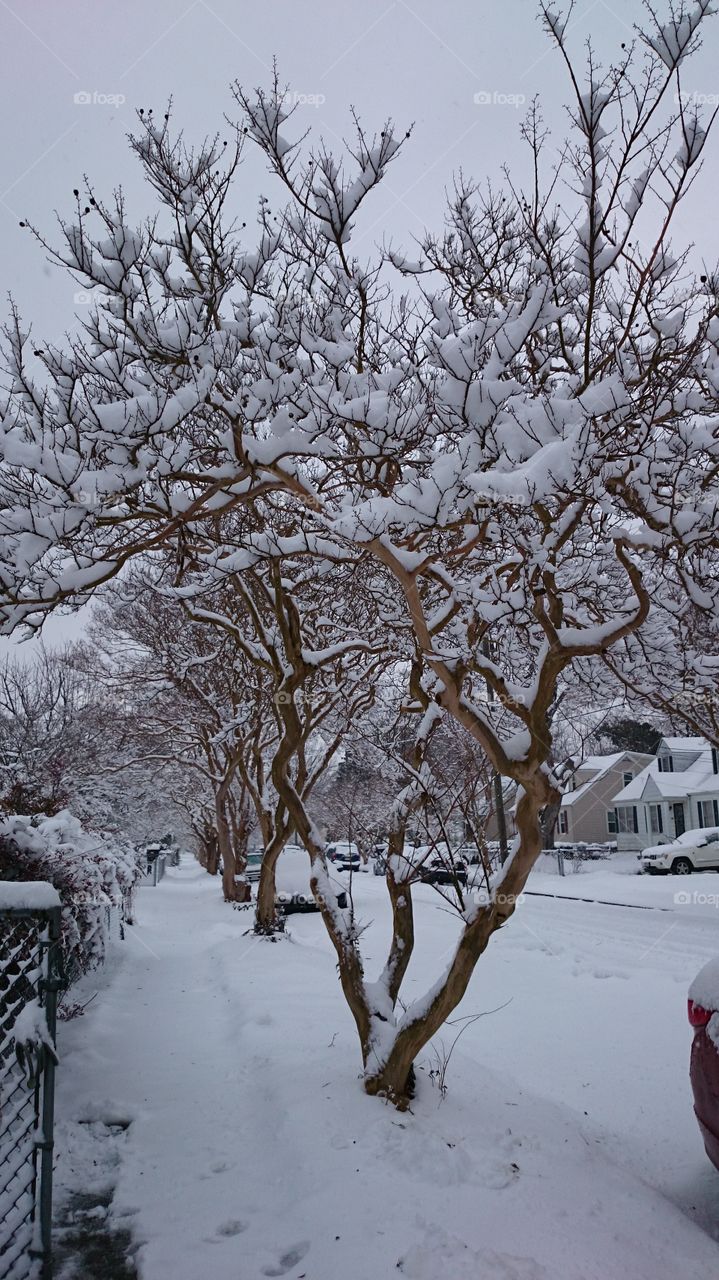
[315,672,504,876]
[92,543,386,928]
[0,645,103,815]
[600,591,719,745]
[312,670,409,858]
[170,512,390,932]
[0,3,718,1103]
[0,642,181,844]
[90,571,259,901]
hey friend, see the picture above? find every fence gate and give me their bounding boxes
[0,907,62,1280]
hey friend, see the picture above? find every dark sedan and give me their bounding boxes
[419,858,468,887]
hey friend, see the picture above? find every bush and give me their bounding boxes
[0,810,143,982]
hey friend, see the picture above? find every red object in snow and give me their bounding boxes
[688,999,712,1028]
[688,993,719,1172]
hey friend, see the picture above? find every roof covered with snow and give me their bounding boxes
[658,736,707,754]
[561,753,644,808]
[613,740,719,804]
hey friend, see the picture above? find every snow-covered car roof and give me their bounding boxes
[275,846,344,898]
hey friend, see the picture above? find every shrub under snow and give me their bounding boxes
[0,809,143,982]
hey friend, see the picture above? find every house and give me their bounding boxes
[554,752,654,846]
[611,736,719,851]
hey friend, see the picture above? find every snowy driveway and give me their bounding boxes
[53,858,719,1280]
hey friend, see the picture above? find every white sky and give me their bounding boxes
[0,0,717,655]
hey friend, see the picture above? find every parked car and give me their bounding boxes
[275,846,348,915]
[640,827,719,875]
[688,957,719,1172]
[331,840,364,873]
[419,857,468,887]
[456,842,481,865]
[246,849,264,882]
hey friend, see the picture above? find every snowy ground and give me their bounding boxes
[52,856,719,1280]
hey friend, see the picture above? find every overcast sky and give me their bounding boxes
[0,0,717,655]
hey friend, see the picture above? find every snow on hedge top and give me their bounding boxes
[0,879,61,909]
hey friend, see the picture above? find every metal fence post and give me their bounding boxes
[1,903,62,1280]
[37,907,62,1279]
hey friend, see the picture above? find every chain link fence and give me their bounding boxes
[0,906,62,1280]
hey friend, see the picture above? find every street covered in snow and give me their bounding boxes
[52,858,719,1280]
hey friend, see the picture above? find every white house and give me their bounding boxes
[611,736,719,851]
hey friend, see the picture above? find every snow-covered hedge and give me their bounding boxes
[0,810,143,982]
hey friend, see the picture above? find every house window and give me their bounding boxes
[616,805,639,834]
[712,747,719,775]
[698,799,719,828]
[648,803,663,834]
[558,810,569,835]
[658,755,674,772]
[607,810,618,834]
[622,771,633,787]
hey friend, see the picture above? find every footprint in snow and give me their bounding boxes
[261,1241,310,1275]
[216,1219,248,1237]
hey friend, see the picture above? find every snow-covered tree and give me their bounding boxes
[0,646,107,815]
[0,2,718,1104]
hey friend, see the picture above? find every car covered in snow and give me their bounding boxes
[640,828,719,875]
[456,842,481,866]
[688,958,719,1172]
[246,849,264,882]
[275,845,348,915]
[326,839,364,873]
[413,844,468,886]
[420,858,468,887]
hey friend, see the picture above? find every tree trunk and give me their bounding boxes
[216,787,243,902]
[254,850,279,931]
[363,779,550,1107]
[253,827,289,934]
[540,798,561,849]
[203,829,220,875]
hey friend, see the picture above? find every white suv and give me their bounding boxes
[640,828,719,875]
